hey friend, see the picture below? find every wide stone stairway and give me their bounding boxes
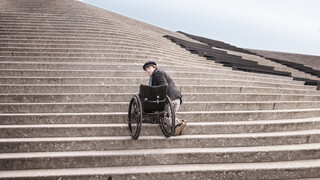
[1,0,320,179]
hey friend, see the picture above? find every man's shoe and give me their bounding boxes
[179,120,187,135]
[174,120,186,136]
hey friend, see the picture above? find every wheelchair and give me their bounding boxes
[127,84,176,140]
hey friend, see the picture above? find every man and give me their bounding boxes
[143,61,187,135]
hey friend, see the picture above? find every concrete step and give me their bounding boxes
[181,85,319,94]
[0,37,178,48]
[0,69,293,83]
[0,69,287,79]
[1,84,318,94]
[0,109,320,125]
[0,61,227,73]
[0,20,120,26]
[1,101,320,113]
[0,77,311,90]
[0,26,155,36]
[0,37,178,51]
[0,61,297,81]
[1,118,320,138]
[0,57,220,70]
[0,26,152,38]
[0,14,114,21]
[0,20,118,27]
[0,16,116,21]
[0,26,153,36]
[1,159,320,179]
[1,52,181,58]
[0,47,201,61]
[1,129,320,153]
[0,41,172,50]
[0,27,161,39]
[0,38,162,46]
[0,33,172,44]
[0,58,220,71]
[0,35,164,44]
[0,45,208,59]
[1,143,320,171]
[0,56,157,62]
[0,42,242,65]
[0,34,165,44]
[1,93,319,103]
[0,57,221,70]
[0,46,203,58]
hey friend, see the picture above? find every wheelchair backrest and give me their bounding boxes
[139,84,168,113]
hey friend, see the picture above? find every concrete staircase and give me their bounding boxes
[1,0,320,179]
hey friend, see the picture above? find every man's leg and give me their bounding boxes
[171,99,187,135]
[172,99,181,113]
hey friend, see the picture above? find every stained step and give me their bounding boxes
[1,143,320,170]
[1,101,320,113]
[1,129,320,153]
[1,109,320,125]
[1,159,319,179]
[1,118,320,138]
[1,93,319,103]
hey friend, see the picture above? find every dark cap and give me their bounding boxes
[143,61,156,70]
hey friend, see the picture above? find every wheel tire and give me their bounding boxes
[128,94,142,140]
[160,96,175,137]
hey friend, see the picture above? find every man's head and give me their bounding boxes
[143,61,157,76]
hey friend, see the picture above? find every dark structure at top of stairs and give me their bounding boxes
[165,32,320,90]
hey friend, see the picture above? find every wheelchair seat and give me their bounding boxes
[138,84,168,113]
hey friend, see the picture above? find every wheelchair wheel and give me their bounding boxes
[160,96,176,138]
[128,94,142,140]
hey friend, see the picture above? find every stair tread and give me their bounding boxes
[1,101,319,104]
[1,128,319,142]
[1,159,320,178]
[0,84,315,89]
[1,142,320,158]
[1,107,320,115]
[1,117,319,128]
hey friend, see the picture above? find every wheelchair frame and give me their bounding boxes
[127,84,176,140]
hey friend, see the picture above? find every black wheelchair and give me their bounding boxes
[127,84,176,140]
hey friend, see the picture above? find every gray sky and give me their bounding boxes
[82,0,320,56]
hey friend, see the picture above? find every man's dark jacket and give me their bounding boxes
[151,68,182,103]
